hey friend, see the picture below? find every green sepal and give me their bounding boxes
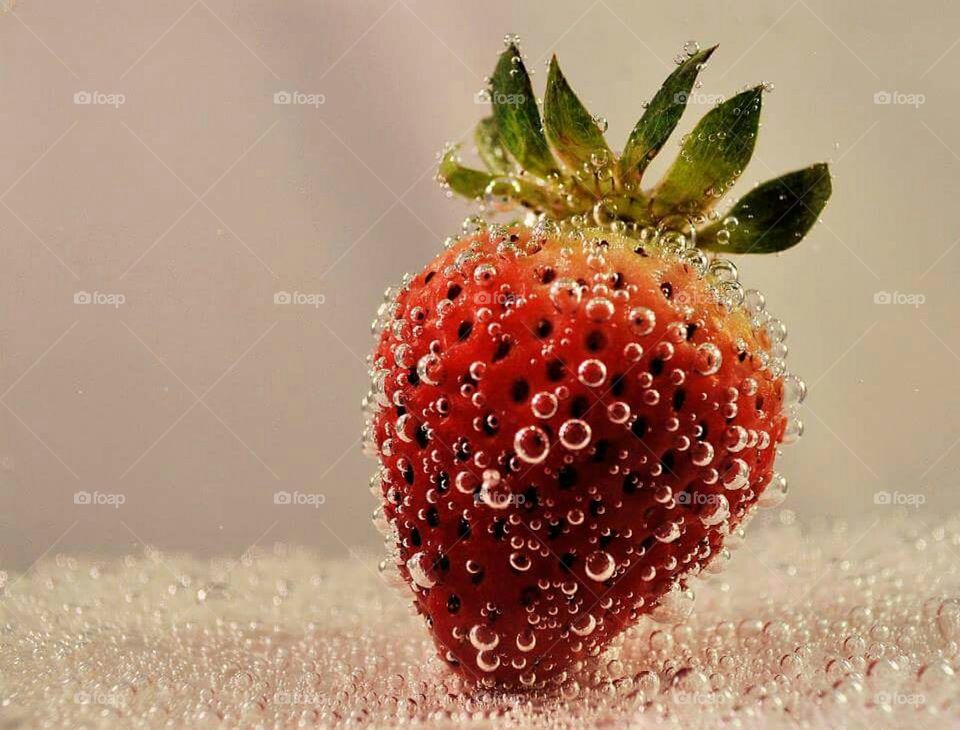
[491,44,557,177]
[438,145,492,199]
[620,46,717,182]
[653,86,763,215]
[698,163,831,253]
[475,117,511,175]
[543,55,611,175]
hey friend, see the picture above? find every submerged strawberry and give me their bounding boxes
[364,40,829,688]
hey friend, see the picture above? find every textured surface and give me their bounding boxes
[3,511,960,728]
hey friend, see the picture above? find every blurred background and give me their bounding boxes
[1,0,957,568]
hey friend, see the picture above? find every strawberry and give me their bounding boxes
[364,40,830,688]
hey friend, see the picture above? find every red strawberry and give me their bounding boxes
[365,40,829,688]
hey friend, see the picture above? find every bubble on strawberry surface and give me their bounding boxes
[577,358,607,387]
[514,425,550,464]
[559,419,592,450]
[628,306,656,335]
[406,552,437,588]
[585,550,616,582]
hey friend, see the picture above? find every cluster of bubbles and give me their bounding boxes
[4,518,960,727]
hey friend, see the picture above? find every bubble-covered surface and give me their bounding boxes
[3,515,960,727]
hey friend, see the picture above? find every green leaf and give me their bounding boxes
[698,163,832,253]
[543,55,611,174]
[620,45,717,181]
[474,117,511,175]
[491,44,556,177]
[653,86,763,215]
[438,145,492,200]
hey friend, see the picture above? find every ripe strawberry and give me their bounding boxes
[365,40,830,688]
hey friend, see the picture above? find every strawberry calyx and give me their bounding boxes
[438,39,831,255]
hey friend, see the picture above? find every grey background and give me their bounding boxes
[1,0,958,568]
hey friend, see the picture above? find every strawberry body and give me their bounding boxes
[368,225,788,687]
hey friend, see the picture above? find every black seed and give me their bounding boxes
[402,463,415,484]
[560,552,577,571]
[641,535,655,551]
[437,472,450,494]
[457,321,473,341]
[492,337,512,362]
[536,319,554,338]
[482,416,499,436]
[492,519,507,540]
[672,388,687,412]
[599,530,616,548]
[436,554,450,572]
[571,396,590,418]
[631,417,648,439]
[547,520,565,540]
[447,284,462,300]
[661,450,676,474]
[634,246,648,257]
[686,323,698,340]
[415,424,429,448]
[424,271,436,284]
[650,357,664,376]
[408,367,420,386]
[613,272,625,290]
[547,359,566,381]
[409,527,421,547]
[699,422,709,440]
[586,330,607,352]
[458,517,471,540]
[661,282,673,300]
[426,506,439,527]
[589,499,603,517]
[623,473,640,494]
[447,594,461,613]
[511,379,530,402]
[611,373,627,397]
[540,268,556,284]
[558,465,578,489]
[471,569,485,585]
[756,395,765,411]
[523,486,539,508]
[395,405,407,417]
[738,351,747,362]
[520,586,540,607]
[454,441,470,462]
[592,439,609,463]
